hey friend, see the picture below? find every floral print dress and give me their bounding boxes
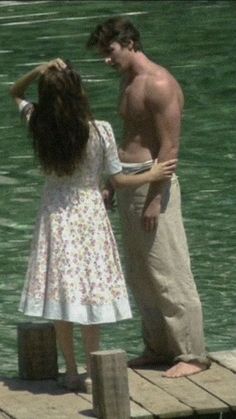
[19,100,132,324]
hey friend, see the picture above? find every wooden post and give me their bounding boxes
[17,322,58,380]
[91,349,130,419]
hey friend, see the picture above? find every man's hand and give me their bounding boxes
[142,197,161,232]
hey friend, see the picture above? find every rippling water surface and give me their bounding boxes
[0,0,236,376]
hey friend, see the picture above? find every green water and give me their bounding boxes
[0,0,236,376]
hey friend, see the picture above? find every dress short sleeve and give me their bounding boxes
[98,121,122,175]
[18,99,34,123]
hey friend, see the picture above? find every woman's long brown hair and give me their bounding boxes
[29,62,93,176]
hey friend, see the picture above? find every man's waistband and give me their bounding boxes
[121,160,154,174]
[121,160,178,183]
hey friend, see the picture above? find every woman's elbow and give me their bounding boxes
[9,84,19,98]
[9,84,23,100]
[110,175,124,189]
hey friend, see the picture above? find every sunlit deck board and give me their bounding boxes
[133,366,228,416]
[0,351,236,418]
[0,378,93,419]
[188,362,236,411]
[210,349,236,373]
[128,368,192,418]
[80,391,153,419]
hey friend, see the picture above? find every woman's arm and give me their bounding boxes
[110,159,177,189]
[9,58,66,106]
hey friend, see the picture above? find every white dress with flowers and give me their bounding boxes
[19,100,132,324]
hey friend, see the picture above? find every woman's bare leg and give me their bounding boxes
[54,321,100,393]
[80,325,100,378]
[54,320,78,377]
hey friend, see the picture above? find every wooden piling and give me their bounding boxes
[17,322,58,380]
[91,349,130,419]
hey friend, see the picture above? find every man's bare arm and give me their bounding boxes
[142,77,182,232]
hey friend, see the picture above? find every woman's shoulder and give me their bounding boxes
[92,120,114,139]
[92,120,112,130]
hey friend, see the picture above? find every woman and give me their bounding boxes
[10,58,176,392]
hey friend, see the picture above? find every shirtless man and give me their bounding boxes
[87,17,210,377]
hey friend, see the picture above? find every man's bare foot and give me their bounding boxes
[128,355,158,368]
[162,361,208,378]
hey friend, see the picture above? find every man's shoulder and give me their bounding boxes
[145,65,183,105]
[132,63,174,91]
[148,65,174,87]
[144,74,172,105]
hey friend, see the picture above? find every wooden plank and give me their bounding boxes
[188,363,236,410]
[210,350,236,373]
[0,411,12,419]
[0,394,93,419]
[130,399,154,419]
[128,368,192,418]
[0,378,94,419]
[77,391,92,404]
[134,366,228,415]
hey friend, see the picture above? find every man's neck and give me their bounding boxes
[126,51,151,79]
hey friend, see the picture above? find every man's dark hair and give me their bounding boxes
[87,16,142,52]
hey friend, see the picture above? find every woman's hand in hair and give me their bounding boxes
[39,58,67,74]
[10,58,67,103]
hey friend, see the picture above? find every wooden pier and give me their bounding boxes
[0,350,236,418]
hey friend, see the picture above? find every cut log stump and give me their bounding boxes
[91,349,130,419]
[17,322,58,380]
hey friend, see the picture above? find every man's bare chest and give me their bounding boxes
[119,84,148,121]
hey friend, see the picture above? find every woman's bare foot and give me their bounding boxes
[84,377,92,394]
[162,361,208,378]
[59,373,92,393]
